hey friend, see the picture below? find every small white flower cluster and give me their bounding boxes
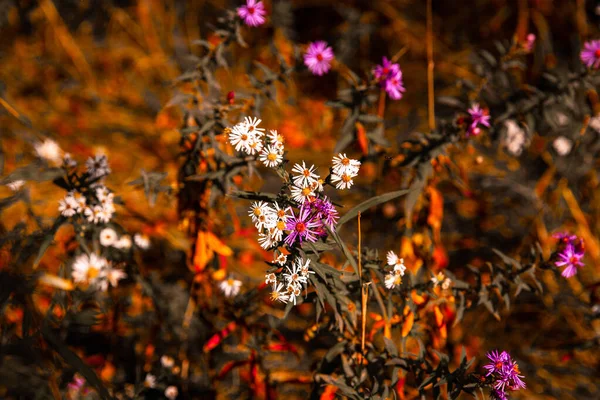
[219,277,242,297]
[384,251,406,289]
[291,161,323,203]
[228,117,285,168]
[71,253,126,292]
[86,154,111,179]
[331,153,361,190]
[99,228,149,250]
[6,180,25,191]
[503,120,527,156]
[248,200,289,250]
[59,185,116,224]
[552,136,573,156]
[431,272,452,290]
[34,139,63,164]
[265,256,314,305]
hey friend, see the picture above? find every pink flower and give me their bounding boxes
[304,41,334,76]
[555,242,584,278]
[384,70,405,100]
[580,40,600,69]
[284,205,322,245]
[373,57,400,81]
[237,0,266,27]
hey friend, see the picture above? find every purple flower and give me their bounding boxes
[384,70,406,100]
[308,197,339,230]
[525,33,536,52]
[490,389,508,400]
[483,350,510,377]
[552,231,577,243]
[468,104,490,129]
[555,242,584,278]
[373,57,400,81]
[304,41,334,76]
[580,40,600,69]
[237,0,267,27]
[483,350,526,398]
[284,205,322,245]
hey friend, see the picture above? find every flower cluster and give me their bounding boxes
[373,57,405,100]
[59,185,116,224]
[71,253,126,292]
[266,256,314,305]
[229,117,285,168]
[331,153,361,190]
[384,251,406,289]
[553,232,585,278]
[466,103,491,137]
[483,350,526,399]
[304,41,334,76]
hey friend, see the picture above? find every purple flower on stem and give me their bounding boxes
[284,205,322,245]
[490,389,508,400]
[482,350,525,399]
[467,103,490,136]
[483,350,510,376]
[555,242,584,278]
[308,197,339,230]
[580,40,600,69]
[304,41,334,76]
[373,57,400,81]
[237,0,267,27]
[384,70,406,100]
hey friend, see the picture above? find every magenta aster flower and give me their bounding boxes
[237,0,267,27]
[525,33,536,52]
[308,197,339,230]
[468,104,490,128]
[555,242,584,278]
[373,57,400,81]
[384,69,406,100]
[490,389,508,400]
[304,41,334,76]
[580,40,600,69]
[552,231,577,243]
[284,205,322,245]
[483,350,510,377]
[483,350,526,399]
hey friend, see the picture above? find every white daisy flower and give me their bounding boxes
[144,374,156,388]
[248,201,271,222]
[219,277,242,297]
[267,223,284,242]
[310,178,324,193]
[71,192,86,211]
[95,186,111,200]
[72,253,108,285]
[283,262,308,286]
[274,252,287,265]
[386,251,406,275]
[265,273,277,285]
[99,228,118,246]
[59,195,79,217]
[385,272,402,289]
[552,136,572,156]
[291,161,319,188]
[290,185,315,204]
[272,202,289,222]
[297,258,315,278]
[165,386,178,400]
[270,282,289,303]
[104,267,127,290]
[6,180,24,191]
[84,206,102,223]
[160,355,175,368]
[243,116,265,136]
[228,122,254,152]
[259,144,283,168]
[115,235,132,250]
[332,153,361,176]
[431,272,446,287]
[245,138,264,155]
[134,233,151,249]
[331,171,355,190]
[34,139,62,164]
[267,129,284,151]
[249,201,276,230]
[258,232,275,249]
[86,154,111,178]
[441,277,452,290]
[286,282,302,305]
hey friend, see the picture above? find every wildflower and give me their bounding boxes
[383,69,405,100]
[72,192,86,211]
[274,252,287,265]
[99,228,118,247]
[552,136,572,156]
[144,374,156,388]
[6,180,24,191]
[310,178,324,193]
[483,350,510,376]
[267,129,285,152]
[296,257,315,279]
[304,41,334,76]
[555,242,584,278]
[552,232,577,243]
[237,0,266,27]
[249,201,276,230]
[165,386,179,400]
[467,103,491,135]
[259,144,283,167]
[331,170,356,190]
[386,251,406,274]
[332,153,361,176]
[34,139,62,164]
[580,39,600,69]
[286,282,302,305]
[272,202,289,222]
[63,153,77,168]
[258,232,276,249]
[483,350,526,398]
[524,33,536,52]
[229,122,254,152]
[245,137,263,155]
[441,277,452,290]
[503,120,527,156]
[431,271,446,287]
[270,282,289,303]
[243,116,265,136]
[115,235,132,250]
[134,233,151,249]
[284,205,322,245]
[291,161,319,188]
[290,184,315,204]
[373,57,400,82]
[283,261,308,286]
[490,389,508,400]
[86,154,111,179]
[99,267,127,291]
[265,273,277,284]
[219,277,242,297]
[308,197,339,230]
[72,253,108,286]
[59,194,79,217]
[160,355,175,368]
[384,271,402,289]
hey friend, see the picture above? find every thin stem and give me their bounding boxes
[426,0,435,131]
